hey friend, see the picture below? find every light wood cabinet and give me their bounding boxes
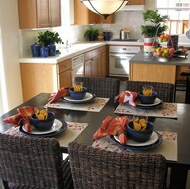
[18,0,61,29]
[127,0,144,5]
[74,0,115,25]
[130,63,176,84]
[84,46,108,77]
[20,63,58,101]
[58,59,72,88]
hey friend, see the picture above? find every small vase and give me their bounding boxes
[40,46,48,57]
[47,43,56,56]
[31,43,41,57]
[144,37,154,53]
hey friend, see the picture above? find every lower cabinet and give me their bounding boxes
[20,63,58,102]
[84,45,108,77]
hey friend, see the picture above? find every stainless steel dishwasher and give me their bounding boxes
[72,54,84,81]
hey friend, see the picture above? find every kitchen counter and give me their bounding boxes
[129,50,190,85]
[130,50,190,66]
[19,41,144,64]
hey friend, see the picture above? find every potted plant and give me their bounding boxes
[37,30,63,56]
[141,10,169,53]
[84,27,99,41]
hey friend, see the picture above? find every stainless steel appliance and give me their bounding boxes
[109,46,140,77]
[72,54,84,82]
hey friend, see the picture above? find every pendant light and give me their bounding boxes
[81,0,129,19]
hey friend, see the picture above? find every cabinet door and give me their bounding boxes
[59,69,72,88]
[128,0,144,5]
[74,0,98,24]
[84,60,92,77]
[99,52,108,77]
[49,0,61,27]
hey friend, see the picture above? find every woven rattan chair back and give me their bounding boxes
[74,77,120,98]
[68,141,166,189]
[0,133,73,189]
[124,81,175,102]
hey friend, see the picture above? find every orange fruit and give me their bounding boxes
[134,122,141,131]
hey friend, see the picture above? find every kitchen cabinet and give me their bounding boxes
[20,58,72,102]
[130,63,176,84]
[58,59,72,88]
[84,46,108,77]
[127,0,144,5]
[18,0,61,29]
[74,0,115,25]
[20,63,58,101]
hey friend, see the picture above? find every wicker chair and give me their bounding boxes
[124,81,175,102]
[68,141,166,189]
[74,77,120,98]
[0,133,73,189]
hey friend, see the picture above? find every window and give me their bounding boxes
[157,0,190,34]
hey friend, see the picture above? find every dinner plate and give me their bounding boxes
[114,131,158,147]
[19,119,67,138]
[137,101,163,110]
[110,131,163,150]
[22,119,63,135]
[62,92,95,104]
[137,98,161,107]
[186,29,190,39]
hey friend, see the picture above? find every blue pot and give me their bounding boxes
[31,43,41,57]
[47,43,56,56]
[40,46,48,57]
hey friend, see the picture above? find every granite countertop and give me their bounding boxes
[130,50,190,66]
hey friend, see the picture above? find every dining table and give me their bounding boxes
[0,92,190,189]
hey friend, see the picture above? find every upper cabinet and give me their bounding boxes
[17,0,61,29]
[127,0,145,5]
[74,0,115,25]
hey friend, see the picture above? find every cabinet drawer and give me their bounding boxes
[84,50,94,61]
[93,46,106,57]
[58,59,72,73]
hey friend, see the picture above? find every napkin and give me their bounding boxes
[48,87,70,104]
[114,90,138,107]
[3,106,36,132]
[93,116,129,144]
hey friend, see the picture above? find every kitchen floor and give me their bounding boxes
[0,82,189,189]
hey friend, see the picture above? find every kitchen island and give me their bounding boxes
[129,50,190,84]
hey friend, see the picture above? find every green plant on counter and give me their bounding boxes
[37,30,64,47]
[141,10,169,37]
[84,27,99,41]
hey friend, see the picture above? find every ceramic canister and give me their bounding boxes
[40,46,48,57]
[31,43,41,57]
[144,37,154,53]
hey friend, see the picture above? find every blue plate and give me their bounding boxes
[110,131,163,150]
[19,119,67,138]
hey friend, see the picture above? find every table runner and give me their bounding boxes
[92,131,177,162]
[114,103,177,118]
[45,97,110,112]
[4,121,88,148]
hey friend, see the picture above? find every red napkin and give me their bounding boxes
[114,90,138,107]
[3,106,36,132]
[48,87,70,104]
[93,116,129,145]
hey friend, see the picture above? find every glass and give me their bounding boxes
[142,85,153,96]
[73,81,83,92]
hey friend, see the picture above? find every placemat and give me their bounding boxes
[4,121,88,148]
[92,131,177,162]
[114,103,177,118]
[45,97,109,112]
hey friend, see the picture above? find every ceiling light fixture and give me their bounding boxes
[81,0,129,19]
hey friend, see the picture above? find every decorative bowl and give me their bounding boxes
[138,91,157,104]
[69,87,87,100]
[127,121,154,142]
[30,112,55,131]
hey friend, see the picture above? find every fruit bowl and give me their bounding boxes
[138,91,157,104]
[69,87,87,100]
[30,112,55,131]
[127,121,154,142]
[152,47,175,58]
